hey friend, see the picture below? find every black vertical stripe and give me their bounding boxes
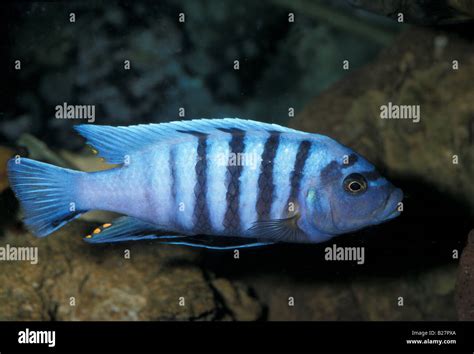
[286,140,312,211]
[219,128,245,233]
[176,130,212,233]
[256,131,280,221]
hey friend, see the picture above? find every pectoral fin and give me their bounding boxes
[248,214,307,243]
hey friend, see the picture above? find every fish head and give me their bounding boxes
[303,149,403,239]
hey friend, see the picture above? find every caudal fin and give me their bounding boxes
[7,158,86,237]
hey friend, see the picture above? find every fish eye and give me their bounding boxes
[343,173,367,195]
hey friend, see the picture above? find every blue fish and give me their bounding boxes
[7,119,403,249]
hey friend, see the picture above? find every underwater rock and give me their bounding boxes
[241,266,457,321]
[17,134,73,168]
[0,146,16,193]
[210,278,263,321]
[348,0,474,25]
[0,222,262,320]
[455,229,474,320]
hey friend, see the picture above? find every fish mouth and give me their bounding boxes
[379,188,404,221]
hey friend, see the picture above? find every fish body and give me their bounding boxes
[7,119,403,247]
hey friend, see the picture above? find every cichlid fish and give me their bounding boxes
[7,119,403,249]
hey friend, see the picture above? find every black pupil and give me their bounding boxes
[343,173,367,194]
[350,181,361,191]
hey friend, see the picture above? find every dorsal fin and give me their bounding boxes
[74,118,308,164]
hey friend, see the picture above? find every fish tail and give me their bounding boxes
[7,157,87,237]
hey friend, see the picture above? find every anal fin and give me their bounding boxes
[83,216,277,249]
[84,216,181,243]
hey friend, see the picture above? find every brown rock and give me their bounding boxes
[348,0,474,24]
[243,268,457,321]
[211,278,263,321]
[456,229,474,320]
[0,221,262,320]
